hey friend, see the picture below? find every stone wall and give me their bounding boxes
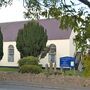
[0,72,90,87]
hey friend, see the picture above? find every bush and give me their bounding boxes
[19,65,42,74]
[18,56,39,67]
[82,55,90,77]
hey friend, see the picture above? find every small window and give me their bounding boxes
[8,45,14,62]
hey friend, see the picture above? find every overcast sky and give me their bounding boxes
[0,0,26,23]
[0,0,89,23]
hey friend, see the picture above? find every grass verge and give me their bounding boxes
[0,67,18,72]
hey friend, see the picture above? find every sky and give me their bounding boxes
[0,0,90,23]
[0,0,26,23]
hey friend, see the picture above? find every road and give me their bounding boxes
[0,81,89,90]
[0,81,58,90]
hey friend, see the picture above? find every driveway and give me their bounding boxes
[0,80,89,90]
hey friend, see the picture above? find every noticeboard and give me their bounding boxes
[60,57,75,68]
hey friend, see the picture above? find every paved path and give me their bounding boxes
[0,81,89,90]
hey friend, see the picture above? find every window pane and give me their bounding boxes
[9,49,14,54]
[8,45,14,62]
[8,55,14,62]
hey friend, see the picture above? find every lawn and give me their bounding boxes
[0,67,18,72]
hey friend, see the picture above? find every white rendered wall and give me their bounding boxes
[69,30,76,57]
[0,41,20,67]
[1,38,75,67]
[40,39,70,68]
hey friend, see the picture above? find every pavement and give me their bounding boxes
[0,80,89,90]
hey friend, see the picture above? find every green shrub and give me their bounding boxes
[19,65,42,74]
[82,55,90,77]
[18,56,39,67]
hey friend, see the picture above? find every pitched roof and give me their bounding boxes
[0,19,72,41]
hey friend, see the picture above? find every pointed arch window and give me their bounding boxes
[8,45,14,62]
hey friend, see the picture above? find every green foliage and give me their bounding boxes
[19,65,42,74]
[63,69,76,76]
[1,1,90,56]
[1,0,90,9]
[60,7,90,55]
[24,0,90,56]
[18,56,42,74]
[0,28,3,60]
[40,46,50,58]
[0,0,12,7]
[23,0,90,19]
[23,0,90,60]
[74,31,88,53]
[1,0,90,19]
[24,0,90,58]
[16,20,48,58]
[82,55,90,77]
[18,56,39,67]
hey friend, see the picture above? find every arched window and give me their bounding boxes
[8,45,14,62]
[48,44,56,63]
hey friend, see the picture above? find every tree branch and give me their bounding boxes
[78,0,90,8]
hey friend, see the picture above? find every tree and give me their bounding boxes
[23,0,90,19]
[0,27,3,60]
[0,0,90,18]
[1,0,90,7]
[16,20,48,58]
[1,0,90,57]
[78,0,90,8]
[73,15,90,53]
[82,54,90,77]
[23,0,90,55]
[0,0,12,7]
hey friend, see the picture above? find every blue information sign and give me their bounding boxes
[60,56,75,68]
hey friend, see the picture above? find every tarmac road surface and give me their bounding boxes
[0,81,58,90]
[0,80,89,90]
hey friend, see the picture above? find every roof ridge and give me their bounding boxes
[0,18,56,24]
